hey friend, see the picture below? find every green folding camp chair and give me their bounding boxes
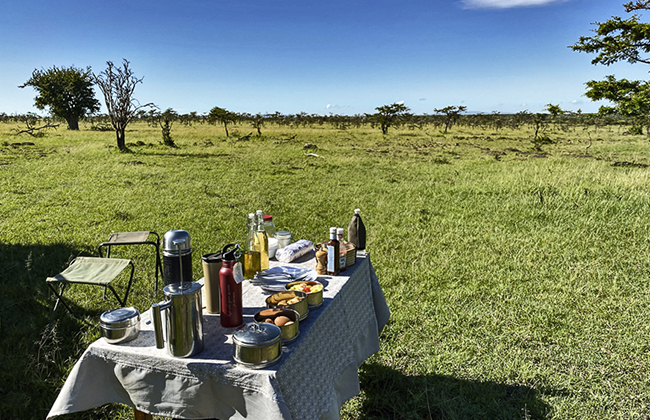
[46,257,135,331]
[98,231,161,293]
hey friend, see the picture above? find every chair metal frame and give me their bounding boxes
[98,231,162,293]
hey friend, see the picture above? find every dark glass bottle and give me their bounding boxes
[348,208,366,250]
[326,227,340,275]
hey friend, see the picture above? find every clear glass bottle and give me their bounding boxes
[255,210,269,270]
[263,215,277,238]
[243,213,261,278]
[337,228,347,272]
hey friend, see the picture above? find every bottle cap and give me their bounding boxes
[329,227,336,234]
[263,215,272,221]
[354,209,360,214]
[337,228,344,234]
[221,243,241,261]
[256,210,263,216]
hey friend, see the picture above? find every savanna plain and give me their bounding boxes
[2,118,650,420]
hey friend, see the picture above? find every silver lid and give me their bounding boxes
[163,281,203,296]
[100,307,140,328]
[162,230,191,254]
[233,322,282,348]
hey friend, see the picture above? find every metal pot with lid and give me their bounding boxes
[233,322,282,368]
[100,307,140,344]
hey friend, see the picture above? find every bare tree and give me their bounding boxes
[94,59,153,151]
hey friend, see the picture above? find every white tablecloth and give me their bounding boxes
[47,252,390,420]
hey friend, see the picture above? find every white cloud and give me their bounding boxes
[461,0,567,9]
[325,104,352,111]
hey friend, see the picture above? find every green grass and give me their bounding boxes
[2,120,650,419]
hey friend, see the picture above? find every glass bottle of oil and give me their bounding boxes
[255,210,269,270]
[243,213,261,278]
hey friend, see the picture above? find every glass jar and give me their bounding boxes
[263,215,277,238]
[275,231,293,249]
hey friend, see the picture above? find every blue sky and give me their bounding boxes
[1,0,649,116]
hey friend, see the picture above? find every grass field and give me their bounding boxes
[1,119,650,419]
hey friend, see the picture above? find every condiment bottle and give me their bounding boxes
[327,227,340,275]
[219,243,243,327]
[243,213,261,279]
[263,215,277,238]
[337,228,347,272]
[348,208,366,250]
[255,210,269,270]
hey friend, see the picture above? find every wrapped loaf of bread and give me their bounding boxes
[275,240,313,263]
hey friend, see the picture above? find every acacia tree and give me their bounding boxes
[372,103,411,134]
[94,59,153,150]
[208,106,237,137]
[19,65,100,130]
[157,108,178,146]
[571,1,650,133]
[433,105,467,133]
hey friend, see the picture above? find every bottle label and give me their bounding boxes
[327,245,335,272]
[233,262,245,284]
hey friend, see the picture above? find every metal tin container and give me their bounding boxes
[285,280,323,309]
[100,307,140,344]
[265,290,308,321]
[254,308,300,344]
[233,322,282,368]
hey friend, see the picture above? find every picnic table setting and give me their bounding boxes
[46,209,390,420]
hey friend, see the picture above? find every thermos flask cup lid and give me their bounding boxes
[163,230,192,255]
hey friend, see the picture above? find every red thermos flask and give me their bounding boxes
[219,243,243,327]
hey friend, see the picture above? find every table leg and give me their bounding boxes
[134,408,153,420]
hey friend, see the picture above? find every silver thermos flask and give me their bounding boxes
[153,230,204,357]
[162,230,193,286]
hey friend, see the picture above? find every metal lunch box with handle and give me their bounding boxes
[254,308,300,344]
[100,307,141,344]
[265,290,308,320]
[233,322,282,368]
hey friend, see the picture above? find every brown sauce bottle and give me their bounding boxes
[327,227,340,275]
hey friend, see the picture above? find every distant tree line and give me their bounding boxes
[12,1,650,147]
[3,107,636,135]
